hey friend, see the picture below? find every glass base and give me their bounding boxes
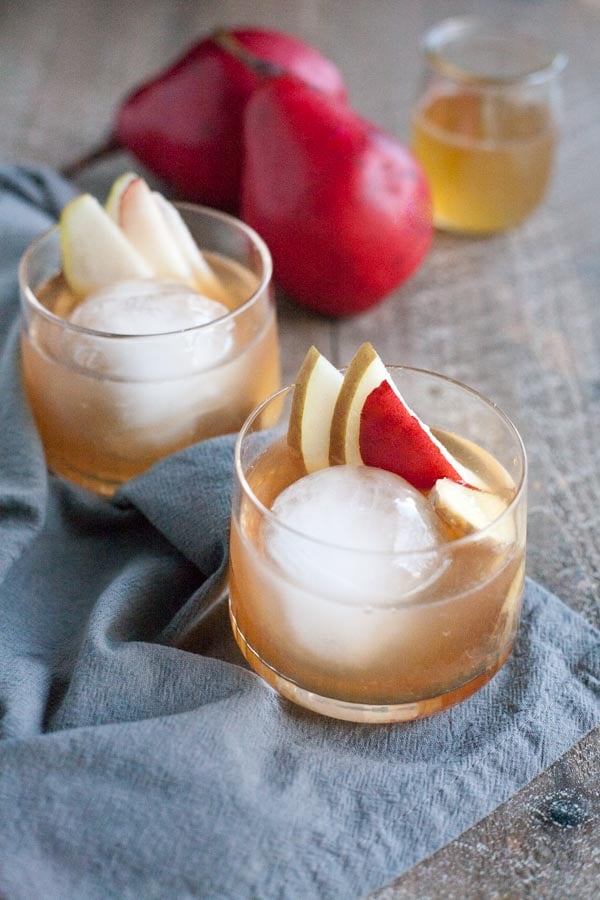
[231,610,513,724]
[48,459,121,498]
[433,213,528,236]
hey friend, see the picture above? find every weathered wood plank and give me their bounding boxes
[372,727,600,899]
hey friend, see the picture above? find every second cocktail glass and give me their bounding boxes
[20,204,280,496]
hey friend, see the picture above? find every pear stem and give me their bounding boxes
[213,30,285,79]
[60,135,121,179]
[60,32,281,181]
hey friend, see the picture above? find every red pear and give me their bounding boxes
[241,77,432,316]
[65,30,346,212]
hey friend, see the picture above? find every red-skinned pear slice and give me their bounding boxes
[105,172,137,221]
[360,379,467,489]
[60,194,152,297]
[330,342,469,488]
[119,178,193,281]
[153,192,228,303]
[430,478,515,546]
[288,346,343,473]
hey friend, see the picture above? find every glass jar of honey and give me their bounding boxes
[411,17,566,234]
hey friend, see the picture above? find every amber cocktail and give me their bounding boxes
[20,192,279,496]
[229,348,527,723]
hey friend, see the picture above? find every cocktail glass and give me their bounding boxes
[229,367,527,723]
[20,204,279,496]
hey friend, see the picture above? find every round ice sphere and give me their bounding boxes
[265,465,446,603]
[66,279,233,379]
[58,279,236,443]
[69,279,229,335]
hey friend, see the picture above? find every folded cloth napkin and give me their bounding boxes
[0,166,598,900]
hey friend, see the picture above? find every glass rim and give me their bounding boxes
[18,202,273,341]
[234,366,528,558]
[423,16,567,88]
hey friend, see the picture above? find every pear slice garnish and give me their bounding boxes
[330,342,479,488]
[118,177,194,282]
[60,194,152,297]
[105,171,137,222]
[288,346,343,473]
[430,478,515,545]
[153,192,228,303]
[329,343,385,465]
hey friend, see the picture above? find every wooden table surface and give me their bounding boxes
[1,0,598,896]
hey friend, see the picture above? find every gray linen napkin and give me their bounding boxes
[0,166,598,900]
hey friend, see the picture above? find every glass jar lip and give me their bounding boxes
[423,16,567,88]
[235,366,527,558]
[18,202,273,340]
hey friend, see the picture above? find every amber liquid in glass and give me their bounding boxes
[229,433,524,718]
[22,253,280,495]
[412,90,556,233]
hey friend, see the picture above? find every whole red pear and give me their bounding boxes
[241,76,432,316]
[114,30,347,212]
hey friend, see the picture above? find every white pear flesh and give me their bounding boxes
[153,192,228,303]
[329,343,387,465]
[430,478,515,546]
[119,178,194,282]
[288,347,343,473]
[60,194,153,297]
[105,172,137,222]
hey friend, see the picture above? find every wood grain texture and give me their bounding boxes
[373,727,600,899]
[1,0,598,895]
